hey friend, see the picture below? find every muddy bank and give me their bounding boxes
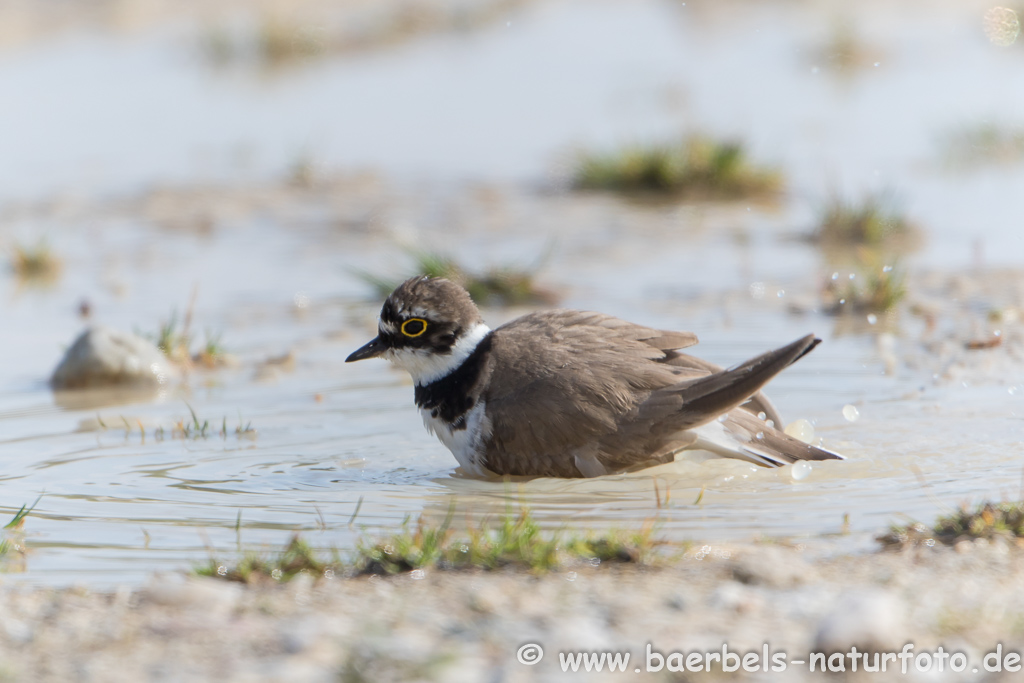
[1,541,1022,682]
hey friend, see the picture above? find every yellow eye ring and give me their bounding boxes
[401,318,428,337]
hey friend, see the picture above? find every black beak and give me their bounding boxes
[346,336,386,362]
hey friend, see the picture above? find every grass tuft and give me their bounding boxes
[357,250,557,307]
[879,501,1024,550]
[195,535,339,584]
[940,122,1024,168]
[809,23,882,73]
[1,495,41,564]
[573,136,781,200]
[823,254,906,315]
[145,312,231,368]
[813,192,913,246]
[194,331,230,369]
[357,509,660,574]
[200,1,531,70]
[151,310,192,363]
[200,17,325,67]
[197,509,663,582]
[8,241,61,283]
[98,407,255,442]
[257,18,326,64]
[3,495,41,531]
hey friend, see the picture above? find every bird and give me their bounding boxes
[346,276,844,478]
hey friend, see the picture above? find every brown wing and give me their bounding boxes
[481,310,698,477]
[481,314,828,477]
[593,335,824,471]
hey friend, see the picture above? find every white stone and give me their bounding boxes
[814,590,906,653]
[50,326,179,389]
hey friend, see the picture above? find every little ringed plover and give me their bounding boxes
[347,276,844,478]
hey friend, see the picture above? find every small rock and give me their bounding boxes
[1,616,33,645]
[50,326,178,389]
[814,589,906,653]
[664,593,687,611]
[141,576,240,617]
[730,546,816,588]
[708,581,762,613]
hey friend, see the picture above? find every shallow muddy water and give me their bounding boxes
[2,0,1024,585]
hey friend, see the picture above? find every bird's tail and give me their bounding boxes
[670,334,821,431]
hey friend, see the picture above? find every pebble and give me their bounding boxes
[730,546,816,588]
[141,576,240,617]
[813,589,906,653]
[50,326,178,390]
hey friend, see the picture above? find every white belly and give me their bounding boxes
[420,401,492,476]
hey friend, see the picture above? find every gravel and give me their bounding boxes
[2,542,1023,682]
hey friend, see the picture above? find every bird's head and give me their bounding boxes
[346,276,489,385]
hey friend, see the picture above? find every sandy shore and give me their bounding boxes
[2,540,1023,682]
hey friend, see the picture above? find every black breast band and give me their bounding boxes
[414,333,493,430]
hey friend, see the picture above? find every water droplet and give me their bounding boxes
[882,265,893,272]
[848,273,856,280]
[831,272,839,281]
[839,299,846,305]
[784,418,815,444]
[755,431,764,440]
[842,405,860,422]
[777,289,785,298]
[757,411,767,420]
[717,414,728,423]
[791,461,813,481]
[983,6,1020,47]
[765,419,774,428]
[866,314,878,325]
[1009,387,1017,395]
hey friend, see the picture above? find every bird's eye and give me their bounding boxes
[401,318,428,337]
